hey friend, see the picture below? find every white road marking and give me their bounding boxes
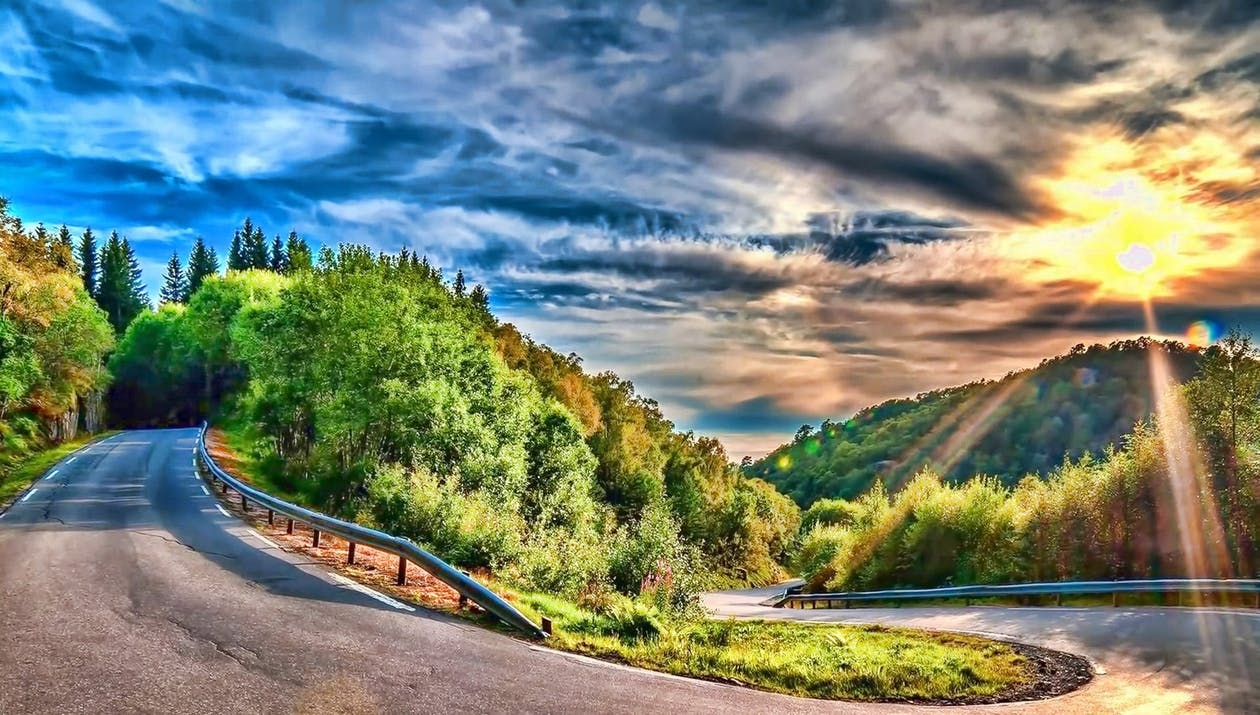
[66,456,75,464]
[199,485,210,496]
[215,504,231,518]
[252,532,281,549]
[329,573,415,612]
[20,489,37,502]
[45,469,59,480]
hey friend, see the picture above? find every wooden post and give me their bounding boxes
[312,529,320,548]
[286,518,294,535]
[221,481,228,494]
[240,494,247,512]
[267,509,274,525]
[541,617,552,636]
[396,557,407,585]
[347,542,356,565]
[1112,591,1119,607]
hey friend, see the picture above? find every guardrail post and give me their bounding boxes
[1253,591,1259,609]
[240,493,247,512]
[1112,591,1119,607]
[312,529,321,548]
[347,542,356,565]
[286,518,294,535]
[267,509,274,525]
[396,556,407,585]
[221,481,228,494]
[541,617,552,636]
[1056,592,1062,606]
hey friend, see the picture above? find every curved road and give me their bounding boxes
[0,429,1253,714]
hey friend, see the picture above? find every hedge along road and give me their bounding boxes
[705,585,1260,714]
[0,427,1204,715]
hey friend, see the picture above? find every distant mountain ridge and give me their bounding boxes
[748,338,1202,507]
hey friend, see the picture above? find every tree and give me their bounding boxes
[269,235,287,273]
[96,232,148,332]
[159,251,188,304]
[50,225,75,271]
[453,269,466,297]
[285,231,312,273]
[185,237,219,295]
[227,230,246,271]
[78,228,98,297]
[246,224,269,270]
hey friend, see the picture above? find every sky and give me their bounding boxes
[2,1,1259,457]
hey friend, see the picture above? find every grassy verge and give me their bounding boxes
[508,590,1028,702]
[201,425,1034,703]
[0,431,116,508]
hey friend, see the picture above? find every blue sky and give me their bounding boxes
[3,1,1259,456]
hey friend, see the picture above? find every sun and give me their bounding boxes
[1009,134,1254,301]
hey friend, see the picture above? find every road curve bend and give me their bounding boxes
[705,584,1260,714]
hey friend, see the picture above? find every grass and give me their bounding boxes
[505,589,1030,702]
[202,424,1034,703]
[0,431,116,507]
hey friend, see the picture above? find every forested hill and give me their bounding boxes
[749,340,1202,506]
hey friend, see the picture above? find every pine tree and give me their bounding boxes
[159,251,188,304]
[248,226,268,269]
[269,235,287,273]
[78,227,98,297]
[185,236,219,295]
[452,269,466,297]
[285,231,312,273]
[227,230,246,271]
[469,284,490,314]
[96,232,148,332]
[31,223,49,250]
[50,225,76,271]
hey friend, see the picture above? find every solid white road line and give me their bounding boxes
[199,485,210,496]
[252,532,281,549]
[215,504,231,518]
[329,573,415,611]
[20,489,37,503]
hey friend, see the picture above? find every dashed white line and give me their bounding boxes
[45,469,59,481]
[199,485,210,496]
[66,456,75,464]
[214,504,231,518]
[329,573,415,611]
[252,532,281,549]
[20,489,37,503]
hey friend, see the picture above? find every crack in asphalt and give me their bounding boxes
[131,529,239,560]
[164,616,261,670]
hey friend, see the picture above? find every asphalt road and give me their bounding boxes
[0,428,1254,714]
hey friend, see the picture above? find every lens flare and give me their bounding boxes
[1117,243,1156,274]
[776,453,792,470]
[1186,320,1219,348]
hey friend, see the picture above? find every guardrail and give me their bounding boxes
[195,423,548,638]
[777,578,1260,610]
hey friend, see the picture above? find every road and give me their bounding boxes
[705,585,1260,714]
[0,428,1252,714]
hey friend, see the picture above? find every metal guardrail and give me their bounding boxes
[777,578,1260,609]
[195,424,548,638]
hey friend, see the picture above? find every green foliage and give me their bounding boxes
[754,339,1202,506]
[95,231,148,333]
[159,251,188,304]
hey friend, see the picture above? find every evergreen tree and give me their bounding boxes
[50,225,76,270]
[469,283,490,313]
[159,251,188,304]
[78,227,98,297]
[96,232,148,332]
[285,230,312,273]
[269,235,287,273]
[185,236,219,295]
[31,223,48,249]
[227,230,246,271]
[453,269,466,297]
[248,226,268,269]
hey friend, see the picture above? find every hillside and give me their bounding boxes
[749,339,1202,506]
